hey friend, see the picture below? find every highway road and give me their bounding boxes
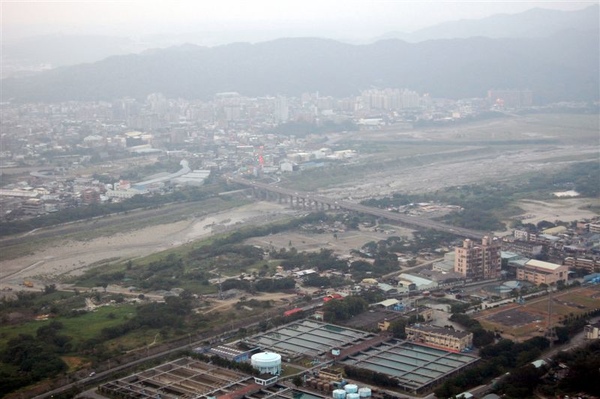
[228,176,485,240]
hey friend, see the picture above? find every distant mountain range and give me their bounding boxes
[2,5,597,73]
[2,27,598,103]
[1,34,138,70]
[377,5,599,42]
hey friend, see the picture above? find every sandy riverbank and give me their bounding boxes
[0,202,296,288]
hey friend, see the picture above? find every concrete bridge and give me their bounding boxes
[227,176,485,240]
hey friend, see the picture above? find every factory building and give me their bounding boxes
[209,345,255,362]
[584,321,600,340]
[405,325,473,352]
[516,259,568,286]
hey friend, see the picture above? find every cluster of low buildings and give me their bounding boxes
[502,219,600,279]
[0,86,543,223]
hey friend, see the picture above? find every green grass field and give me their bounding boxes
[0,304,136,351]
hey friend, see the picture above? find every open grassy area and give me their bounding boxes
[281,364,304,377]
[0,304,136,351]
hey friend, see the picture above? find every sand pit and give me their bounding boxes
[516,197,599,225]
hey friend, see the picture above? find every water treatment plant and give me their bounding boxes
[97,317,482,398]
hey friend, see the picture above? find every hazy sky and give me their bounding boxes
[2,0,598,42]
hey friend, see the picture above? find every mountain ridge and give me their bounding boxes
[2,32,598,103]
[2,5,597,73]
[377,4,599,42]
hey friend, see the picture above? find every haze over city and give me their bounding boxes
[0,1,599,399]
[2,0,597,42]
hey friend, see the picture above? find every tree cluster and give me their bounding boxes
[449,313,495,347]
[539,340,600,397]
[276,248,348,272]
[322,296,367,322]
[434,336,550,398]
[1,323,70,396]
[99,296,193,341]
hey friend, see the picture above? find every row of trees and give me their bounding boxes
[189,352,258,376]
[0,184,216,237]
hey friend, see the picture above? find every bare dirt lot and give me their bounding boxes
[245,225,414,257]
[475,285,600,341]
[515,197,599,225]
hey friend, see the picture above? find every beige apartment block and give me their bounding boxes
[406,325,473,352]
[454,236,501,280]
[517,259,568,285]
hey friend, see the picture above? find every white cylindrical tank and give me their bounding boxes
[250,352,282,375]
[347,393,360,399]
[333,389,347,399]
[358,388,372,398]
[344,384,358,394]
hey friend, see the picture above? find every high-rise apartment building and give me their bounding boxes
[454,236,501,280]
[487,89,533,108]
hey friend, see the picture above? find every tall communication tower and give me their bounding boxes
[544,286,558,343]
